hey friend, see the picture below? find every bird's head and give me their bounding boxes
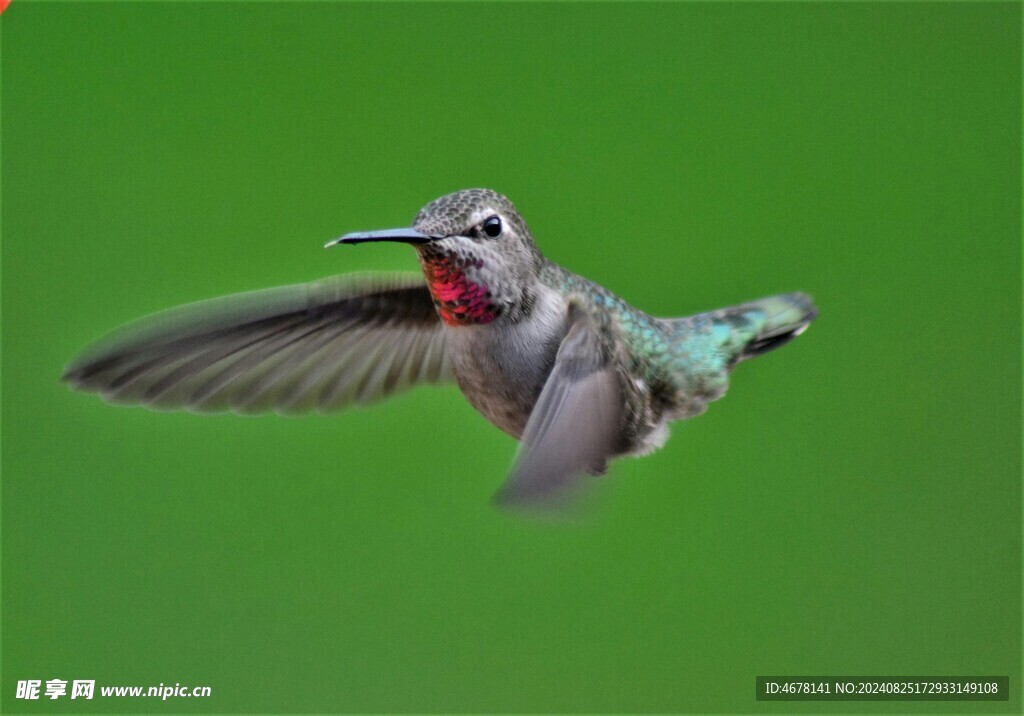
[330,189,545,326]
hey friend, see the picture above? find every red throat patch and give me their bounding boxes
[421,253,497,326]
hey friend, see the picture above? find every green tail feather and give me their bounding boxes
[701,292,818,364]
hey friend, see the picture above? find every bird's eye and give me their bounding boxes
[482,215,503,239]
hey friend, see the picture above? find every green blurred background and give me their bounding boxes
[2,2,1020,713]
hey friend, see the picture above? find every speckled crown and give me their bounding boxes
[412,188,530,239]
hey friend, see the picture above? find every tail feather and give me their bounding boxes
[735,292,818,361]
[690,292,818,365]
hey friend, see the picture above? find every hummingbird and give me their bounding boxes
[62,188,817,507]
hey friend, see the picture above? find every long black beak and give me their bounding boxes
[324,228,437,248]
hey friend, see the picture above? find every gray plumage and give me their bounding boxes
[62,274,453,413]
[63,188,818,508]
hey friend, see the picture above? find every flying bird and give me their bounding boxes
[63,189,817,507]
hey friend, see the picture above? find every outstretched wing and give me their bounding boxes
[62,273,453,414]
[493,307,624,508]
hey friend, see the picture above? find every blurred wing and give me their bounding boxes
[493,309,623,508]
[62,273,454,414]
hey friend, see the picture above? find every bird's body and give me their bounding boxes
[63,188,817,506]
